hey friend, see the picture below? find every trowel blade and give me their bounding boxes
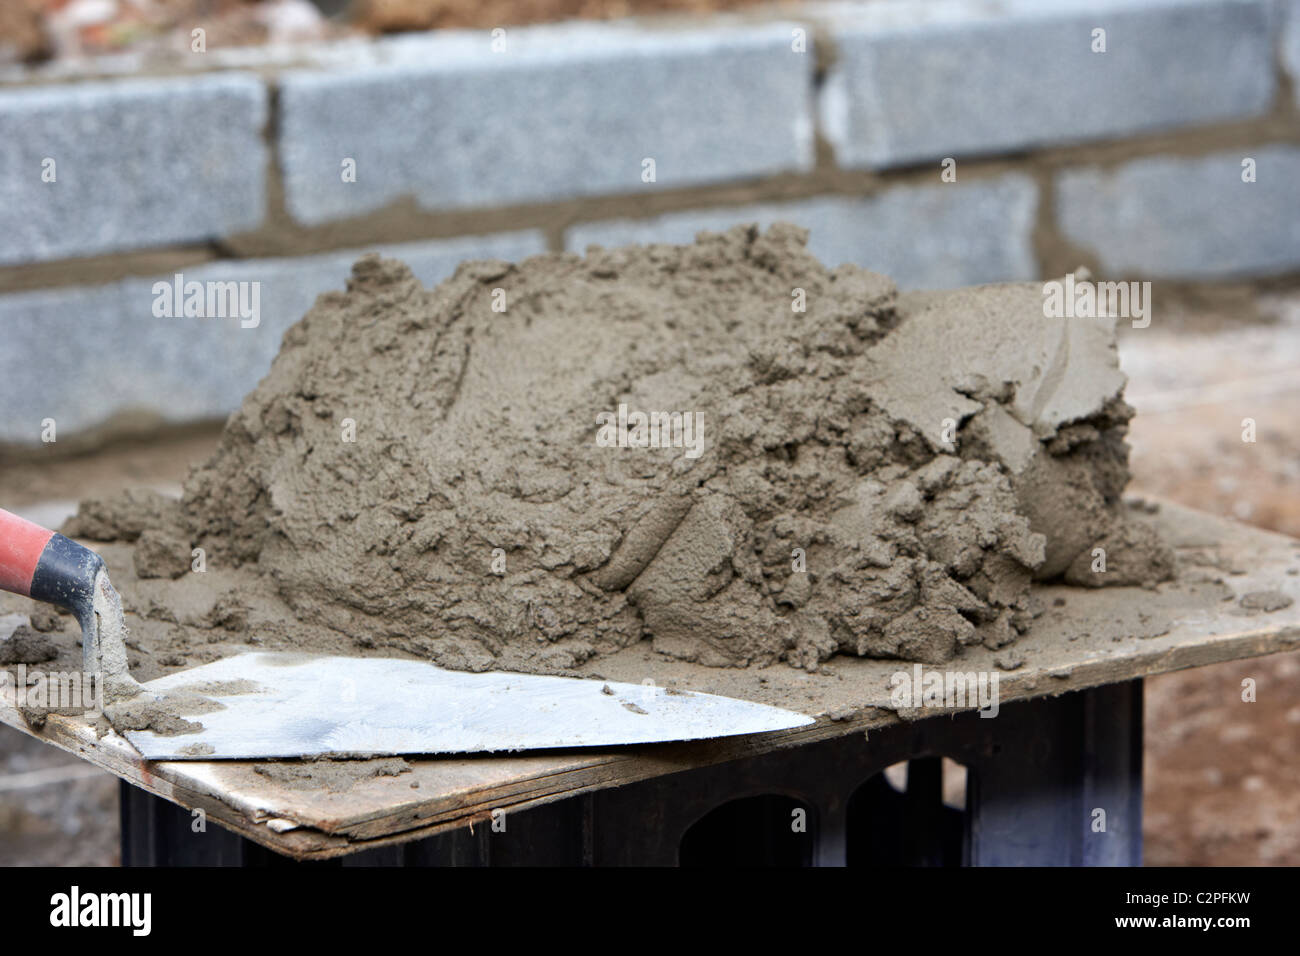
[121,652,815,760]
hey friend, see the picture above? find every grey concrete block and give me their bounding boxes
[818,0,1276,169]
[0,74,269,266]
[566,173,1039,290]
[1055,145,1300,278]
[1283,0,1300,105]
[277,21,815,226]
[0,231,546,444]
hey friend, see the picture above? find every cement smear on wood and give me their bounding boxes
[62,224,1172,673]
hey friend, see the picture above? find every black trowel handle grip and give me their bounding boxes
[0,508,104,623]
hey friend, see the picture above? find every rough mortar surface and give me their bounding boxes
[60,225,1172,676]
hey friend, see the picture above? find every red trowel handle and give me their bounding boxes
[0,508,104,620]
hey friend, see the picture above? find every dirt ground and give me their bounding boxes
[1121,288,1300,866]
[5,0,784,64]
[0,285,1296,866]
[352,0,785,34]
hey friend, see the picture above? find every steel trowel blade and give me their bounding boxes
[121,652,816,760]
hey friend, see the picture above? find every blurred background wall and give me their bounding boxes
[1,0,1298,449]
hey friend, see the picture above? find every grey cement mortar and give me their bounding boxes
[57,225,1172,674]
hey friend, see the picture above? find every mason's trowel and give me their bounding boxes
[0,509,813,760]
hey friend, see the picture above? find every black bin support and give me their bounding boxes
[121,680,1143,867]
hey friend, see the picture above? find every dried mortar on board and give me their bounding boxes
[62,224,1173,674]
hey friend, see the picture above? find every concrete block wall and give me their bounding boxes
[566,173,1040,290]
[818,0,1277,168]
[0,232,546,439]
[0,74,268,266]
[278,22,816,224]
[1056,146,1300,279]
[2,0,1299,446]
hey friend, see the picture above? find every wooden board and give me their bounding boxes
[2,500,1298,860]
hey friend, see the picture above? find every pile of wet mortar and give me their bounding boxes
[49,225,1177,684]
